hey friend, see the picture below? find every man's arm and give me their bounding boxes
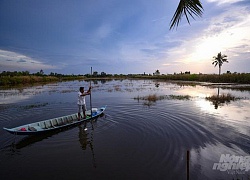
[86,86,91,94]
[81,87,91,96]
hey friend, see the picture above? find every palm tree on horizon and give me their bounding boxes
[212,52,228,76]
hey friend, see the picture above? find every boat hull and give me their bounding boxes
[3,106,106,135]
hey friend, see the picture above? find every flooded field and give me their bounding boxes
[0,79,250,180]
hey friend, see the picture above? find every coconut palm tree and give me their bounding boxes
[170,0,203,30]
[212,52,228,75]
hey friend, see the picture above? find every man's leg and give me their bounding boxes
[78,105,81,120]
[82,104,87,119]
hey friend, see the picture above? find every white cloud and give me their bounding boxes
[206,0,244,5]
[95,24,113,39]
[0,49,54,71]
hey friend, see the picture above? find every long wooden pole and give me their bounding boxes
[187,150,190,180]
[90,67,93,118]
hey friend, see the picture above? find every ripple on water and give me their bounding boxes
[1,80,250,179]
[103,100,224,178]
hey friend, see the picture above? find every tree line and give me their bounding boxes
[0,70,83,77]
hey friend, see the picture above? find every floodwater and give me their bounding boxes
[0,79,250,180]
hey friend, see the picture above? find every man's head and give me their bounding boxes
[79,87,84,92]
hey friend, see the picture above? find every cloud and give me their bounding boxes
[159,2,250,73]
[17,59,26,63]
[95,24,113,39]
[0,0,249,75]
[0,49,55,71]
[206,0,244,5]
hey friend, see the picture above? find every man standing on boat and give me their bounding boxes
[77,86,91,120]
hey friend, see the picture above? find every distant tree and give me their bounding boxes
[154,70,160,76]
[212,52,228,75]
[40,69,44,75]
[23,71,30,76]
[49,72,55,76]
[100,72,106,77]
[93,71,98,77]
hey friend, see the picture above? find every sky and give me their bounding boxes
[0,0,250,75]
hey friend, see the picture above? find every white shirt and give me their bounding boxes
[77,91,86,105]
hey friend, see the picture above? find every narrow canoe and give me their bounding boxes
[3,106,107,135]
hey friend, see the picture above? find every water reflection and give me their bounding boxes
[210,87,220,109]
[1,80,250,179]
[78,121,97,168]
[205,87,243,109]
[155,82,160,88]
[6,129,62,150]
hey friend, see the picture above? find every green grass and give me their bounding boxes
[0,75,85,86]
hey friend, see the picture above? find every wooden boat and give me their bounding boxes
[3,106,107,135]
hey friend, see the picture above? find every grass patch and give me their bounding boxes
[205,93,244,109]
[168,95,191,100]
[134,94,191,104]
[0,75,85,86]
[134,94,165,102]
[205,93,241,103]
[22,103,49,109]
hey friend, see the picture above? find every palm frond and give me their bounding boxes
[212,52,229,69]
[170,0,203,30]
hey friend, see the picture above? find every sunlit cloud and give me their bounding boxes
[162,2,250,74]
[206,0,244,5]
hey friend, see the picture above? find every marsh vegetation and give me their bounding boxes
[134,94,191,106]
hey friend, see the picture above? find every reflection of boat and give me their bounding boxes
[3,106,107,135]
[10,130,61,149]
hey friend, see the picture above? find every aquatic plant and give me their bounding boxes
[22,103,49,109]
[134,94,191,102]
[205,93,241,103]
[168,95,191,100]
[205,93,244,109]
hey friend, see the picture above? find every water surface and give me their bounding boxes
[0,79,250,180]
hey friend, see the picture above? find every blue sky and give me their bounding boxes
[0,0,250,75]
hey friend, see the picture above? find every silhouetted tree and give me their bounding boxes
[212,52,228,76]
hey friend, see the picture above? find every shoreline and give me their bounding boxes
[1,74,250,89]
[0,75,85,86]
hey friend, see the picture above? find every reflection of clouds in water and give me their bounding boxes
[195,98,250,139]
[176,86,213,98]
[190,142,249,179]
[195,98,250,122]
[0,88,45,104]
[0,94,31,104]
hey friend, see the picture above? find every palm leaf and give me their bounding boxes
[170,0,203,30]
